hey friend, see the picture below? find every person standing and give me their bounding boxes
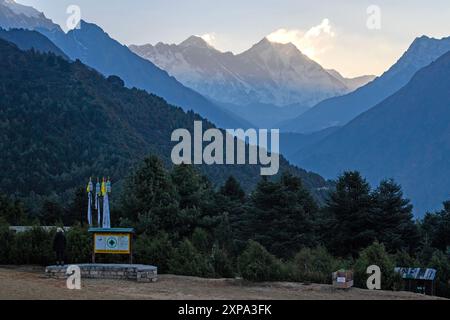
[53,228,67,266]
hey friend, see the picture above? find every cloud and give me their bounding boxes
[267,19,335,61]
[200,33,217,46]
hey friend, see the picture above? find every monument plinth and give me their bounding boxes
[45,264,157,282]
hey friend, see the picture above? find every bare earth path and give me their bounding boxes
[0,266,445,300]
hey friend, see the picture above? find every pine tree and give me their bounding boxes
[371,179,419,253]
[245,173,318,259]
[121,156,179,236]
[0,194,25,225]
[66,187,87,226]
[326,171,376,257]
[170,163,220,238]
[421,201,450,251]
[171,163,211,210]
[220,176,245,202]
[214,176,248,254]
[39,199,65,225]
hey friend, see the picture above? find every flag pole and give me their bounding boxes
[87,177,93,226]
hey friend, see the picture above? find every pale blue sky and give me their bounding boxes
[16,0,450,77]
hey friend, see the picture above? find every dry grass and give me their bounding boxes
[0,266,445,300]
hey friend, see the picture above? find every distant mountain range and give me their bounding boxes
[326,69,376,92]
[291,50,450,215]
[0,27,67,58]
[41,22,254,130]
[2,1,450,215]
[0,3,251,130]
[0,0,58,31]
[130,37,360,107]
[281,35,450,133]
[0,34,331,201]
[130,37,374,127]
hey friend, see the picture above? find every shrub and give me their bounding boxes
[0,225,92,266]
[134,232,174,273]
[66,226,91,264]
[0,221,15,264]
[237,241,283,282]
[191,228,211,254]
[428,250,450,298]
[292,247,341,284]
[393,250,419,268]
[168,239,214,277]
[210,243,235,278]
[11,227,55,265]
[354,242,398,290]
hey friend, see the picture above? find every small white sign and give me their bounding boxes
[337,277,346,283]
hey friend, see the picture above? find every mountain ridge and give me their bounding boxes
[0,27,68,58]
[292,50,450,215]
[0,36,331,202]
[0,0,59,31]
[281,35,450,133]
[0,5,252,130]
[129,36,365,109]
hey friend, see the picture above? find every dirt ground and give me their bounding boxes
[0,266,445,300]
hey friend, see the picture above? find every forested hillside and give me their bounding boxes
[0,38,329,205]
[293,51,450,215]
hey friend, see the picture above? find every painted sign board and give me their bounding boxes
[94,233,131,254]
[88,228,134,258]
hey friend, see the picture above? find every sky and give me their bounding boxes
[15,0,450,77]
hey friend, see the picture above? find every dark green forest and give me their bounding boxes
[1,157,450,297]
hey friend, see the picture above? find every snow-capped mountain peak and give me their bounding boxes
[179,35,214,49]
[250,37,301,55]
[1,0,40,18]
[396,35,450,70]
[130,36,355,108]
[0,0,60,30]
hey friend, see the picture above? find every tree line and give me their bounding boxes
[0,155,449,297]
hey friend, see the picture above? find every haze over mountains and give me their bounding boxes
[130,37,364,107]
[130,36,375,127]
[292,51,450,214]
[326,69,376,92]
[281,35,450,133]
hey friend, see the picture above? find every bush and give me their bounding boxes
[393,250,419,268]
[134,232,174,273]
[354,242,398,290]
[428,250,450,298]
[66,226,91,263]
[0,221,15,264]
[210,243,235,278]
[0,225,92,266]
[292,247,341,284]
[191,228,211,254]
[168,239,214,277]
[237,241,283,282]
[11,227,55,265]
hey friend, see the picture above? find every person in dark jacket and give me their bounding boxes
[53,228,67,266]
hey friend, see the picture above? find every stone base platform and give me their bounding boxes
[45,264,158,283]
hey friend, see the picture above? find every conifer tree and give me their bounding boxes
[326,171,375,257]
[121,156,179,236]
[245,173,318,258]
[371,179,419,253]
